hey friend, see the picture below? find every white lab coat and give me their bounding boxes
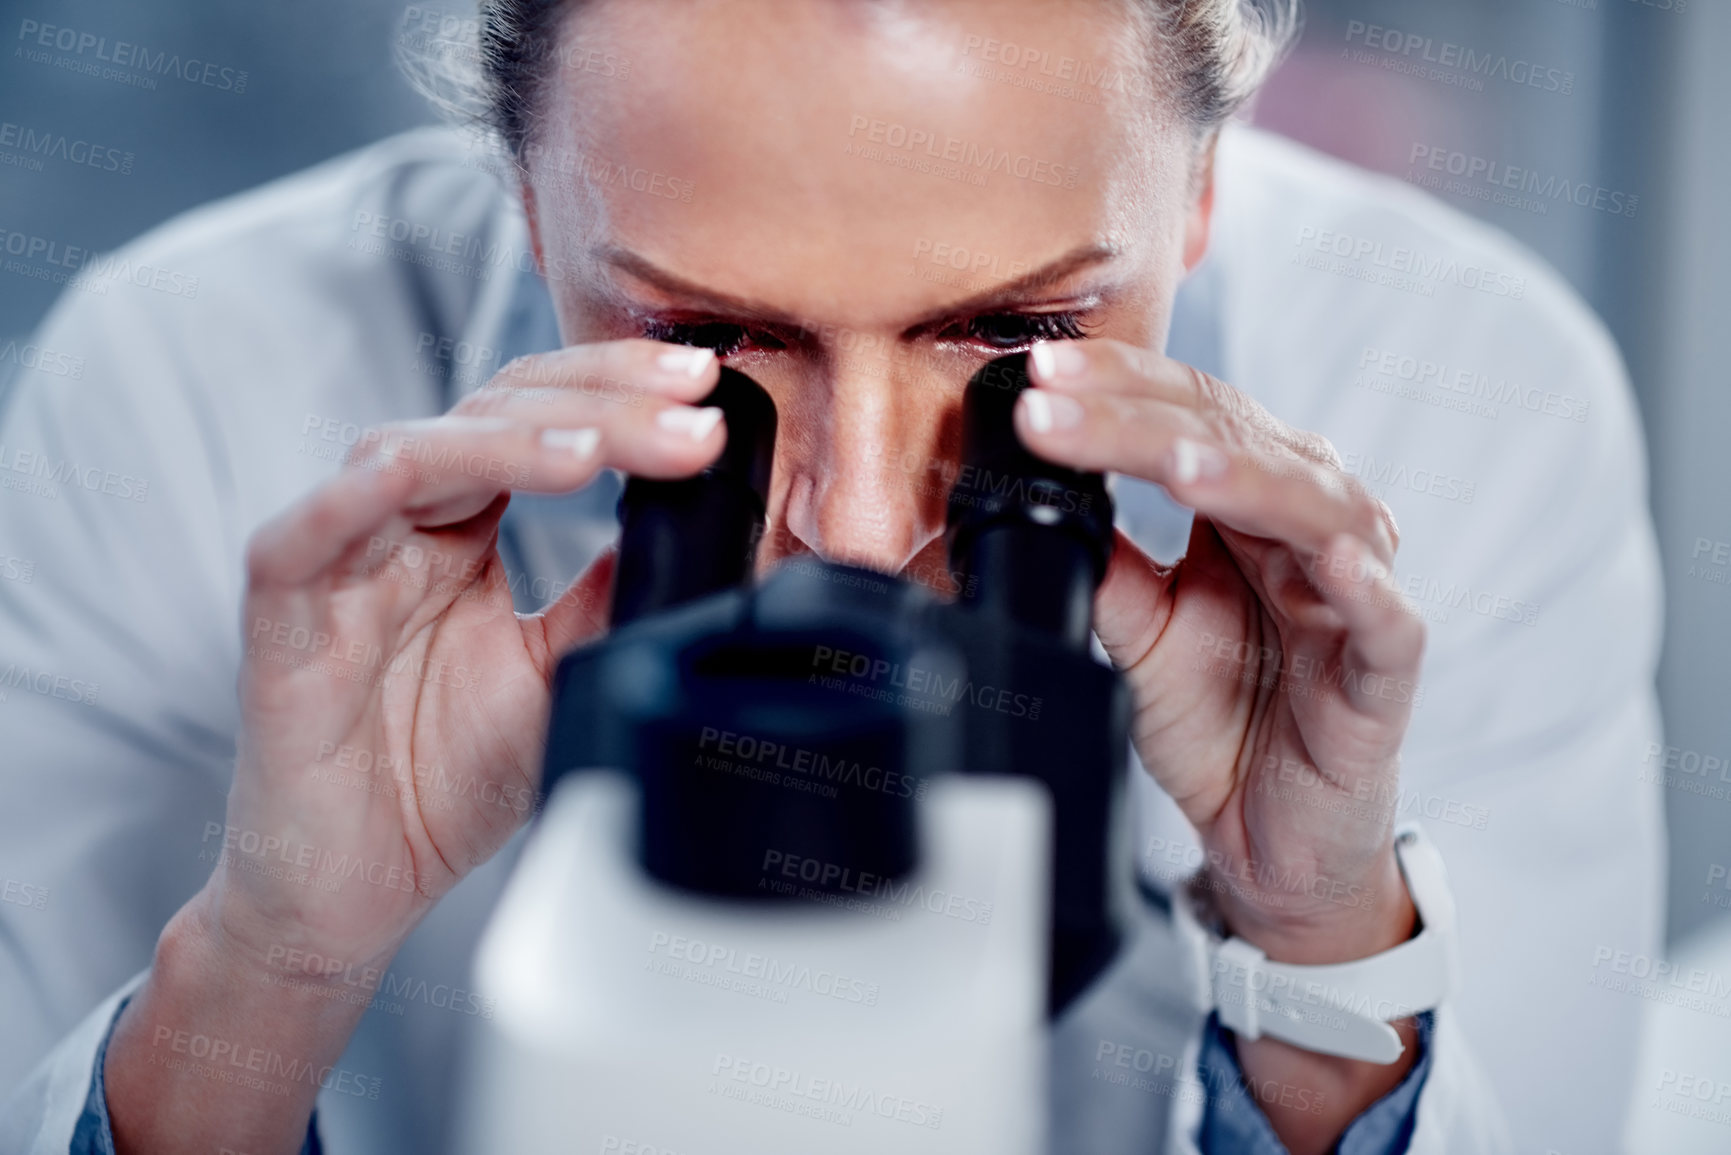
[0,122,1662,1154]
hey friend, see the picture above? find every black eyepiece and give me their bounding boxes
[946,352,1114,649]
[610,367,778,627]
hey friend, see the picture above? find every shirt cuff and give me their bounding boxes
[1198,1009,1436,1155]
[69,996,323,1155]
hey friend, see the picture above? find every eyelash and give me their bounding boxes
[642,312,1091,358]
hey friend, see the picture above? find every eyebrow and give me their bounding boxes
[591,241,1121,332]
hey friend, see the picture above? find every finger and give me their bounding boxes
[477,339,719,407]
[457,385,732,478]
[1029,338,1201,407]
[1030,340,1343,470]
[535,547,617,663]
[1306,534,1427,701]
[1090,528,1177,674]
[249,417,613,587]
[373,398,725,511]
[1015,390,1395,564]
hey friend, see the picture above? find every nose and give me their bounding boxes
[776,358,951,575]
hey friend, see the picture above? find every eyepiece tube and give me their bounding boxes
[610,367,778,627]
[946,353,1114,649]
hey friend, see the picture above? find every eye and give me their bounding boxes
[643,318,788,358]
[948,312,1090,351]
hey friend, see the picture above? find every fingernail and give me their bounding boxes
[1021,388,1083,434]
[657,405,724,441]
[1030,340,1087,380]
[541,427,601,459]
[1170,439,1229,484]
[655,347,716,380]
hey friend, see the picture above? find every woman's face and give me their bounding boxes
[523,0,1211,587]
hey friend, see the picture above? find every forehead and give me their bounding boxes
[532,0,1195,321]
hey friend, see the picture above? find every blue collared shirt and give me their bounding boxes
[71,999,1430,1154]
[1198,1010,1435,1154]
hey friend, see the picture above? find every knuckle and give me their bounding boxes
[492,354,548,391]
[343,424,392,467]
[1351,496,1386,544]
[1188,365,1223,410]
[1297,431,1344,470]
[456,388,511,417]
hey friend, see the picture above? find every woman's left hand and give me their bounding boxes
[1018,338,1424,966]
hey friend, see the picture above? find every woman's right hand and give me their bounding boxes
[105,339,725,1155]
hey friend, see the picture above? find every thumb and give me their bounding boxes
[1092,528,1177,674]
[536,547,616,661]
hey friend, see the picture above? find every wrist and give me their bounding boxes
[200,859,412,987]
[1201,843,1417,966]
[104,888,387,1155]
[161,885,385,1035]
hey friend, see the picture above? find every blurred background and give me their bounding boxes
[0,0,1725,1125]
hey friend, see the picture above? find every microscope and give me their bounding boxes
[457,353,1133,1154]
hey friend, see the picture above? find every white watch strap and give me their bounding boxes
[1188,823,1459,1064]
